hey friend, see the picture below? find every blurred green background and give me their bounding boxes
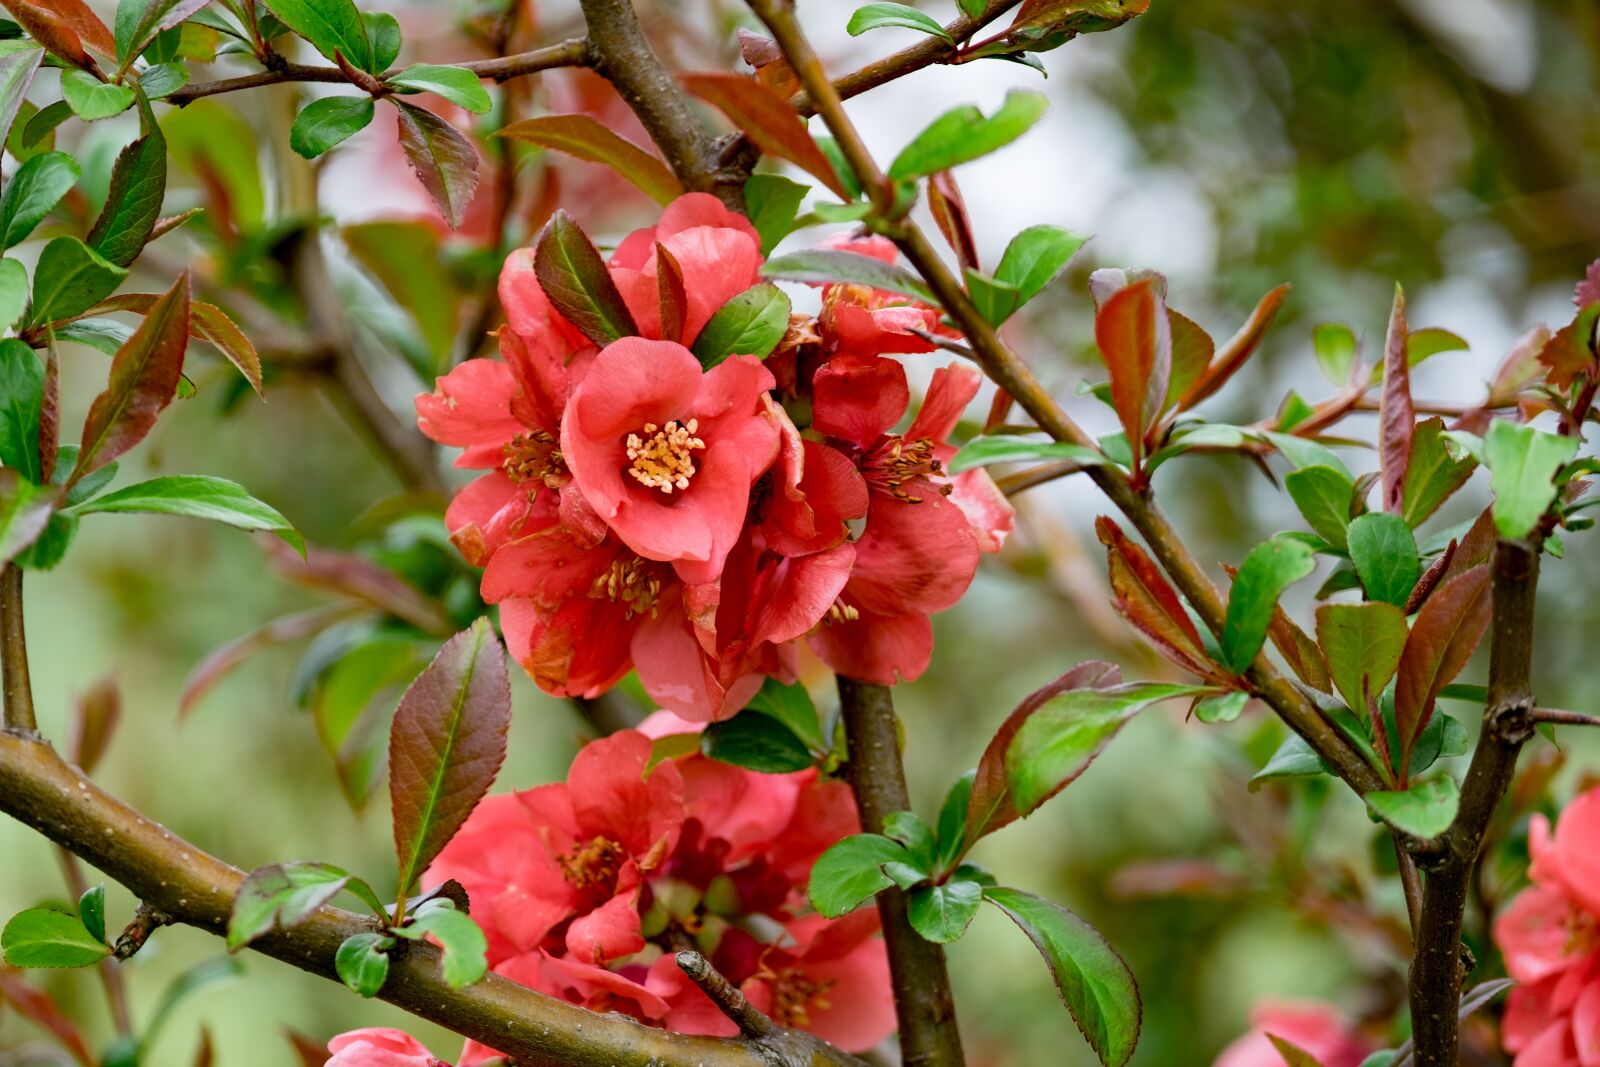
[2,0,1597,1064]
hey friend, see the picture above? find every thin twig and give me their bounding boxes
[675,951,778,1039]
[1530,706,1600,727]
[0,564,35,735]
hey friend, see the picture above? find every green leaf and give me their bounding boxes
[392,100,479,229]
[289,95,373,159]
[908,880,982,943]
[762,248,936,304]
[846,2,953,41]
[1483,419,1579,539]
[390,619,512,896]
[809,833,919,917]
[390,902,487,989]
[883,810,938,871]
[0,338,43,483]
[65,474,303,552]
[1220,537,1317,672]
[77,885,105,944]
[1313,322,1358,386]
[388,64,491,114]
[363,10,400,71]
[1315,602,1407,716]
[2,907,111,968]
[1249,733,1325,789]
[1347,512,1420,607]
[0,470,58,564]
[86,124,168,268]
[744,677,824,752]
[114,0,216,66]
[935,771,974,872]
[335,932,392,997]
[957,0,986,15]
[1005,682,1214,815]
[498,115,683,207]
[690,283,791,367]
[984,886,1141,1067]
[0,150,80,249]
[1401,417,1476,528]
[28,237,128,326]
[965,268,1021,325]
[1283,465,1355,548]
[888,89,1048,181]
[948,436,1106,474]
[1366,776,1459,838]
[742,173,808,256]
[1409,712,1468,778]
[135,61,187,99]
[0,257,22,330]
[227,861,351,950]
[1267,1034,1327,1067]
[1262,430,1351,478]
[532,209,638,346]
[60,70,136,121]
[1193,690,1248,724]
[700,708,815,772]
[263,0,370,69]
[994,224,1088,306]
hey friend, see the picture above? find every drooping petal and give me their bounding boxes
[811,352,909,447]
[415,359,524,468]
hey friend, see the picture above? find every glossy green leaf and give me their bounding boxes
[388,64,491,114]
[0,150,80,249]
[744,677,824,752]
[965,268,1020,325]
[1366,776,1459,838]
[700,708,814,773]
[263,0,369,69]
[847,2,953,41]
[1347,512,1420,607]
[1401,417,1476,528]
[227,861,352,950]
[335,932,391,997]
[76,885,105,944]
[87,126,168,268]
[533,209,638,346]
[888,89,1048,180]
[0,257,24,330]
[743,173,809,255]
[809,833,919,917]
[762,249,936,304]
[994,225,1088,306]
[1482,419,1579,539]
[0,338,43,483]
[691,283,791,367]
[1192,690,1248,724]
[908,880,982,943]
[1313,323,1358,386]
[2,907,110,968]
[135,61,187,99]
[289,95,374,159]
[1315,602,1406,717]
[948,436,1106,473]
[1249,733,1325,789]
[66,474,303,552]
[1283,464,1355,548]
[1220,537,1316,672]
[364,11,400,71]
[390,902,487,989]
[60,69,135,120]
[984,886,1141,1067]
[935,771,974,872]
[28,237,128,326]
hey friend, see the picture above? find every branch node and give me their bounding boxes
[113,904,173,960]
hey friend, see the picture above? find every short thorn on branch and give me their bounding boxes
[675,950,778,1040]
[113,904,173,961]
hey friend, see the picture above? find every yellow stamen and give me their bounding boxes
[625,419,705,494]
[503,430,565,488]
[588,556,663,618]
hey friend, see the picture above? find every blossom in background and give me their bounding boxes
[416,194,1013,717]
[1213,1000,1373,1067]
[1494,785,1600,1066]
[325,1028,457,1066]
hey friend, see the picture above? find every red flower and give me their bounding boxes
[561,337,780,583]
[815,233,953,356]
[325,1029,457,1067]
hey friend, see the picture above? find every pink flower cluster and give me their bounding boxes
[1494,785,1600,1066]
[330,719,894,1064]
[416,194,1012,719]
[1212,1000,1372,1067]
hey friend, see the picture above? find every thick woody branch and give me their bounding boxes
[0,732,870,1067]
[750,0,1385,800]
[837,677,966,1067]
[167,39,590,106]
[1409,537,1540,1067]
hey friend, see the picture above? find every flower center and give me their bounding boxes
[766,968,835,1029]
[503,430,565,488]
[626,419,705,494]
[588,556,663,618]
[559,836,626,906]
[864,436,949,503]
[823,599,860,626]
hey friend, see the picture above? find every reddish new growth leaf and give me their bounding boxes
[1379,284,1415,515]
[80,294,262,397]
[394,101,480,229]
[1177,284,1289,410]
[1537,305,1599,393]
[966,660,1122,849]
[736,29,800,99]
[0,969,95,1067]
[390,618,512,896]
[929,171,979,272]
[70,272,190,490]
[1576,258,1600,309]
[679,71,851,199]
[70,677,120,775]
[1095,277,1170,475]
[1395,563,1492,769]
[655,241,688,344]
[0,0,99,70]
[1095,516,1215,679]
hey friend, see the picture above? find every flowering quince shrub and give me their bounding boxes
[0,2,1595,1067]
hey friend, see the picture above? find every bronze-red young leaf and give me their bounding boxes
[1094,277,1170,472]
[390,618,512,895]
[1395,563,1492,767]
[394,101,480,229]
[679,71,851,199]
[1095,516,1213,678]
[1379,284,1414,514]
[70,271,190,490]
[1177,283,1288,409]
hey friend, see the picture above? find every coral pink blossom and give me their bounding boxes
[1495,786,1600,1065]
[815,233,954,356]
[561,337,780,583]
[326,1029,452,1067]
[1213,1001,1373,1067]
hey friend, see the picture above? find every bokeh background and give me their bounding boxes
[2,0,1597,1063]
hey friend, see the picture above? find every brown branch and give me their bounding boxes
[0,565,35,734]
[575,0,734,204]
[749,0,1386,800]
[837,677,966,1067]
[1529,706,1600,727]
[167,39,590,106]
[675,951,778,1040]
[0,732,871,1067]
[1409,537,1541,1067]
